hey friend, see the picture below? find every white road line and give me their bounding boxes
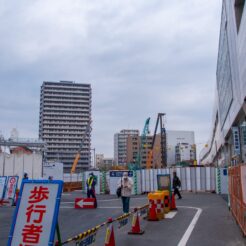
[165,211,177,219]
[177,206,202,246]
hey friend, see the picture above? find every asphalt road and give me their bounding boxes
[1,191,245,246]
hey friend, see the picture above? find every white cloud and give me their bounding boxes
[0,0,222,156]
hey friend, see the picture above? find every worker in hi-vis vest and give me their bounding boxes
[86,172,97,207]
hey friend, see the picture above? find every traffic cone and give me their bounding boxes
[105,218,115,246]
[170,193,177,211]
[128,209,145,235]
[148,200,158,221]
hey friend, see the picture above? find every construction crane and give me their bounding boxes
[135,117,150,169]
[70,120,92,174]
[146,113,167,169]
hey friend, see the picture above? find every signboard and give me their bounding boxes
[74,198,95,209]
[75,232,97,246]
[232,127,241,155]
[109,171,133,177]
[118,217,129,228]
[0,176,7,200]
[8,180,63,246]
[157,174,171,191]
[5,176,19,200]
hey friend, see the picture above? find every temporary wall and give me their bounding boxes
[0,152,43,188]
[228,165,246,236]
[62,167,217,195]
[102,167,216,195]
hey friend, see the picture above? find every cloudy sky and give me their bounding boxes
[0,0,222,157]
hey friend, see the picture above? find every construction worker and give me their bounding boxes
[86,172,97,208]
[117,172,133,213]
[172,172,182,199]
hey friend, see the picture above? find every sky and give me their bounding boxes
[0,0,222,157]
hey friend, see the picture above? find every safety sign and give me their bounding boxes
[5,176,19,200]
[8,180,63,246]
[0,176,7,200]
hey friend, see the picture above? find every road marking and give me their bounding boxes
[61,197,147,204]
[177,206,202,246]
[165,211,177,219]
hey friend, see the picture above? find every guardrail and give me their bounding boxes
[58,204,149,245]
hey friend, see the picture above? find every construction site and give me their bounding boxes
[1,0,246,245]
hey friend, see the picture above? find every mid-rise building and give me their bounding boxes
[126,130,196,167]
[39,81,92,173]
[95,154,115,168]
[114,129,139,165]
[96,154,104,167]
[166,130,196,165]
[175,143,196,164]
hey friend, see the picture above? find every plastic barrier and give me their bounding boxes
[170,192,177,210]
[105,218,115,246]
[128,208,145,235]
[148,192,165,221]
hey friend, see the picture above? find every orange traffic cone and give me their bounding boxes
[105,218,115,246]
[128,209,145,235]
[148,200,158,221]
[170,193,177,210]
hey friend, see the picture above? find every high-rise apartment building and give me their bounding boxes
[39,81,92,172]
[114,129,139,165]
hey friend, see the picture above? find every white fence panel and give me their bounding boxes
[210,167,216,191]
[136,170,142,194]
[186,167,191,191]
[206,167,211,191]
[4,155,14,176]
[180,168,187,190]
[141,170,146,193]
[196,167,201,191]
[33,153,42,179]
[145,170,151,192]
[23,154,33,178]
[153,169,158,191]
[190,168,196,191]
[0,154,4,176]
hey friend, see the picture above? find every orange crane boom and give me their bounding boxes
[70,121,92,174]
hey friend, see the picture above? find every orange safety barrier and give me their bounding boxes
[170,192,177,211]
[105,218,115,246]
[128,208,145,235]
[228,165,246,236]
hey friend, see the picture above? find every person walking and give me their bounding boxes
[117,172,133,214]
[172,172,182,199]
[86,172,97,207]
